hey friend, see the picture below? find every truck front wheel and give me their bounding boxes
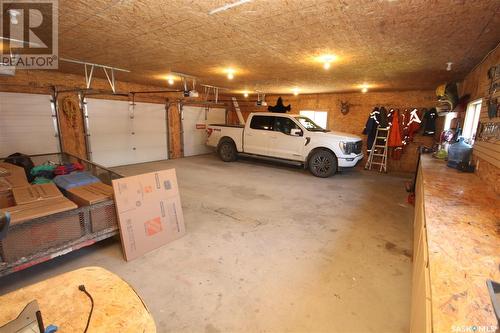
[308,149,337,177]
[218,139,238,162]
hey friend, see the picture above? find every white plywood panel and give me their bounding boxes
[182,106,225,157]
[0,92,58,157]
[86,98,168,167]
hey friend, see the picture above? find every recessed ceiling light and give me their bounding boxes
[317,54,337,70]
[209,0,252,15]
[225,68,235,80]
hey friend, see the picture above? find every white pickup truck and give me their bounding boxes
[206,112,363,177]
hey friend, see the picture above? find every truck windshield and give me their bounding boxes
[294,116,328,132]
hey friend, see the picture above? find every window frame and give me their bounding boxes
[249,115,275,131]
[299,110,328,129]
[462,99,482,144]
[273,116,301,136]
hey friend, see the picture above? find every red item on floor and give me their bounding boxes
[407,193,415,205]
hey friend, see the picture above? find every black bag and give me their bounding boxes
[4,153,35,182]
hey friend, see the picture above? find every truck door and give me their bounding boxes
[244,115,274,155]
[269,116,306,161]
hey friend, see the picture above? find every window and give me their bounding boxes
[250,116,274,130]
[294,116,327,132]
[274,117,300,135]
[299,110,328,129]
[443,112,457,131]
[462,99,482,144]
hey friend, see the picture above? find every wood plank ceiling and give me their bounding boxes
[55,0,500,93]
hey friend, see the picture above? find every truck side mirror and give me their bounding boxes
[290,129,303,136]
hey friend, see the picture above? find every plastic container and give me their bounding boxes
[447,137,472,169]
[53,172,100,190]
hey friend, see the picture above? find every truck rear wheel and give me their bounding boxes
[218,139,238,162]
[309,149,337,178]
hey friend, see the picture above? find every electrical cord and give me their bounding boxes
[78,285,94,333]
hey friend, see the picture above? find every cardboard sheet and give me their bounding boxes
[5,197,78,225]
[112,169,185,261]
[0,163,29,208]
[12,183,63,205]
[66,182,114,207]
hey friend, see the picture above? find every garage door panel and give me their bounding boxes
[90,133,132,150]
[182,106,225,157]
[86,98,167,167]
[0,92,59,157]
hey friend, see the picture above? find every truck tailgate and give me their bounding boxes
[206,124,244,152]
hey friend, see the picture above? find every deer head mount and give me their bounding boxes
[340,101,350,115]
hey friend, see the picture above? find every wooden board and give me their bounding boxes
[418,156,500,331]
[0,266,156,333]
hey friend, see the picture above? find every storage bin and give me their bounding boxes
[53,172,100,190]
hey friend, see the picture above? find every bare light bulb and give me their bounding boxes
[243,92,249,98]
[227,72,234,80]
[361,87,368,93]
[323,62,331,70]
[167,78,174,85]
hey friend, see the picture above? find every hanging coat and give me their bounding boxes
[407,108,422,141]
[422,108,438,135]
[379,107,389,128]
[363,107,380,151]
[387,109,403,147]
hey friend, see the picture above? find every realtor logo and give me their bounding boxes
[0,0,58,69]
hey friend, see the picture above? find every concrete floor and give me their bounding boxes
[0,154,414,333]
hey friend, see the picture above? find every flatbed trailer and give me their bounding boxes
[0,152,123,277]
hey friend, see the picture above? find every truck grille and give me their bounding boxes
[346,141,362,155]
[352,141,362,154]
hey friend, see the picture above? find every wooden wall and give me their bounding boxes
[459,44,500,194]
[0,70,186,160]
[226,90,436,172]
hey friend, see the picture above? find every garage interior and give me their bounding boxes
[0,1,499,333]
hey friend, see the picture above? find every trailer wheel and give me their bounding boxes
[308,149,337,177]
[218,139,238,162]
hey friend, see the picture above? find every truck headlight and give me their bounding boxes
[339,142,346,154]
[339,141,357,154]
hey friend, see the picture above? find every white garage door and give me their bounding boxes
[182,106,226,156]
[0,92,59,157]
[86,98,168,167]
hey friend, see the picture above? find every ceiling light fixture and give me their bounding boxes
[360,83,369,93]
[317,54,337,70]
[167,76,175,85]
[243,92,249,98]
[292,88,300,96]
[225,69,235,80]
[209,0,252,15]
